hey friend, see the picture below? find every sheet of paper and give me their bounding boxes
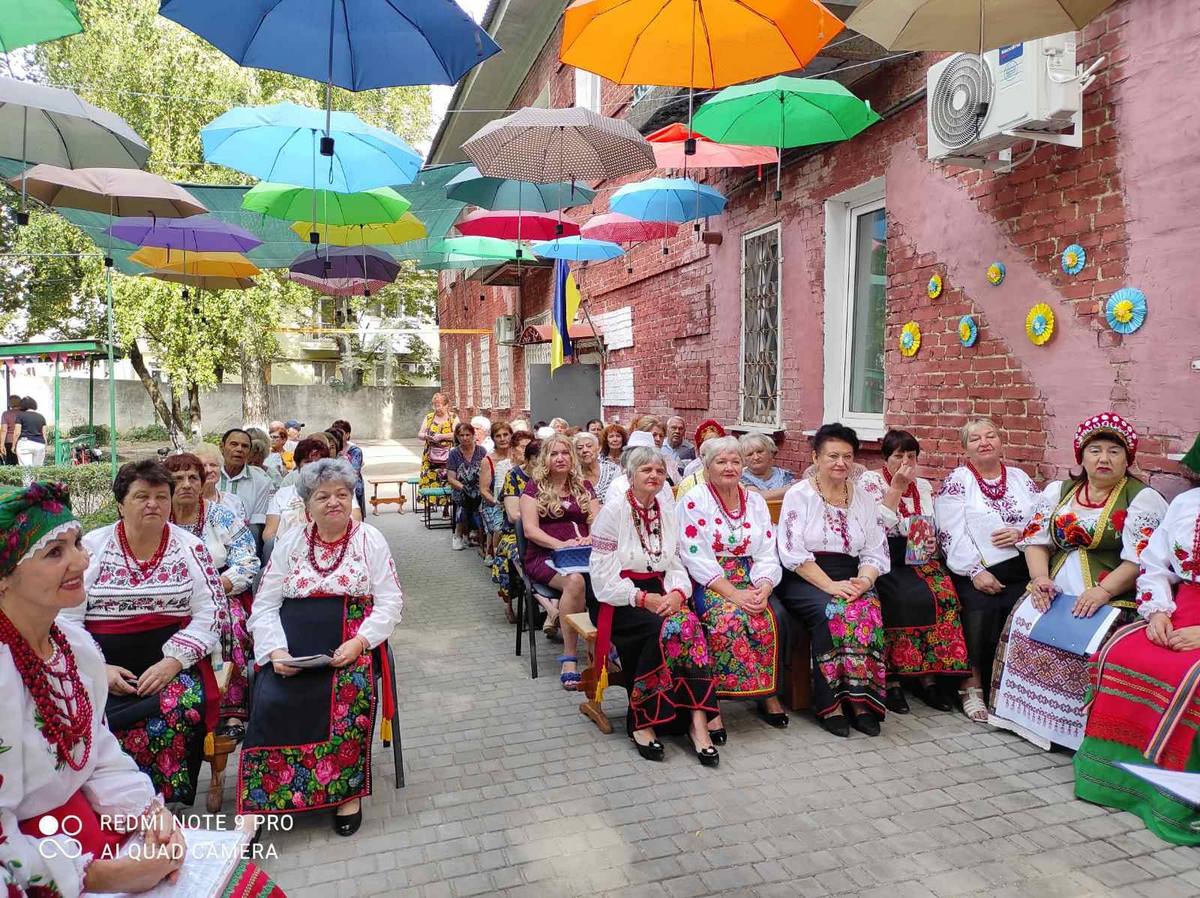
[1028,595,1121,656]
[87,828,249,898]
[966,508,1019,568]
[286,653,334,669]
[1118,764,1200,808]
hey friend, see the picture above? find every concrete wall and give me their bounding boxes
[3,373,438,440]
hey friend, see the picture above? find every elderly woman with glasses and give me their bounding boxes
[240,459,403,837]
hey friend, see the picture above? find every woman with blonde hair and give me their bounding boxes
[520,434,596,690]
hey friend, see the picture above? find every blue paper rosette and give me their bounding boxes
[958,315,979,347]
[1062,244,1086,275]
[1106,288,1147,335]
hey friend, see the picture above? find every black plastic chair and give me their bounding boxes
[514,519,563,679]
[381,641,405,788]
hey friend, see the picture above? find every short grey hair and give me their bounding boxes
[701,435,743,469]
[623,445,665,477]
[573,431,599,449]
[667,416,685,427]
[739,432,777,456]
[297,458,358,502]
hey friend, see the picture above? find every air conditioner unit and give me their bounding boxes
[494,314,519,345]
[927,33,1100,169]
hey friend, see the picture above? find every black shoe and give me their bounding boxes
[707,727,728,746]
[918,683,954,712]
[630,734,665,762]
[756,701,789,729]
[689,736,720,767]
[333,807,363,837]
[886,685,911,715]
[820,715,850,737]
[850,712,881,737]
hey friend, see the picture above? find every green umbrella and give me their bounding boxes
[1,0,83,54]
[241,182,411,226]
[693,76,881,199]
[427,236,532,262]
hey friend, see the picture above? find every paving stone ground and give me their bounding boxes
[207,495,1200,898]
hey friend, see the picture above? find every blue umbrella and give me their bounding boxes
[532,236,624,262]
[202,102,421,193]
[609,177,726,224]
[445,166,596,213]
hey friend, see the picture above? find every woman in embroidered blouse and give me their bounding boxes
[418,392,457,513]
[164,452,260,740]
[859,430,969,715]
[263,436,335,545]
[678,435,785,742]
[575,431,620,507]
[776,424,890,737]
[739,432,796,501]
[933,418,1039,722]
[491,434,535,623]
[591,446,719,765]
[240,459,403,838]
[989,414,1167,751]
[1074,435,1200,845]
[520,436,596,689]
[447,422,488,553]
[76,461,223,806]
[480,421,514,567]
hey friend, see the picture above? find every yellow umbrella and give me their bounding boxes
[129,247,260,278]
[289,213,427,246]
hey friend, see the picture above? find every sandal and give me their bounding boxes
[558,655,580,691]
[502,597,516,625]
[959,686,988,723]
[543,605,560,637]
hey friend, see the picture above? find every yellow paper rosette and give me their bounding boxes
[1025,303,1055,345]
[927,273,943,299]
[986,262,1005,286]
[900,321,921,357]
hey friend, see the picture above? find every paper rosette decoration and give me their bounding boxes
[1062,243,1086,275]
[1106,288,1147,334]
[959,315,979,347]
[927,273,943,299]
[986,262,1005,286]
[900,321,921,357]
[1026,303,1055,345]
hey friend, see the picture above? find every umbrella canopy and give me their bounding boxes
[609,178,726,224]
[159,0,500,89]
[289,214,426,247]
[201,102,421,193]
[414,255,494,271]
[428,236,531,262]
[646,123,777,169]
[846,0,1118,52]
[130,247,260,278]
[142,270,257,291]
[444,166,596,212]
[580,212,678,243]
[290,245,401,283]
[288,273,392,296]
[106,215,262,254]
[560,0,842,89]
[10,165,207,217]
[0,76,149,170]
[456,210,580,242]
[242,183,410,225]
[463,106,655,184]
[0,0,82,54]
[531,236,624,262]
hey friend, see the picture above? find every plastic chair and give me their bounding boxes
[514,519,563,679]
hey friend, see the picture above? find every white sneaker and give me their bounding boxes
[451,536,465,551]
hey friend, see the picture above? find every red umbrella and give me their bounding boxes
[646,122,778,170]
[456,209,580,241]
[580,212,678,243]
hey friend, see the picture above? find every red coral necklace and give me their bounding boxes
[117,521,169,581]
[967,462,1007,501]
[307,521,354,575]
[882,468,922,516]
[627,490,664,564]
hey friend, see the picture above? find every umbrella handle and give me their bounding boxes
[321,0,336,157]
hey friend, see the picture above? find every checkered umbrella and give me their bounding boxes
[462,106,655,185]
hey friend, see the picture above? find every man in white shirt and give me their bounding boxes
[218,428,274,532]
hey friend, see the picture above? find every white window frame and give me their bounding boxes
[737,222,783,430]
[479,335,492,410]
[465,341,475,409]
[574,68,602,113]
[823,178,887,440]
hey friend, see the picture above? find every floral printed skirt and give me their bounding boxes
[692,556,779,698]
[876,537,970,677]
[238,593,376,815]
[491,530,518,600]
[420,454,449,508]
[220,588,254,720]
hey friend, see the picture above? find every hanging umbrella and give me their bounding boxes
[0,0,82,54]
[289,214,426,247]
[463,106,655,184]
[846,0,1118,52]
[444,166,596,212]
[142,270,256,291]
[242,182,410,226]
[531,237,624,262]
[290,245,400,282]
[106,215,262,254]
[580,212,679,243]
[11,165,206,218]
[692,76,881,199]
[428,236,532,262]
[457,210,580,242]
[414,254,495,271]
[201,101,421,193]
[288,273,392,296]
[130,247,260,278]
[610,178,726,223]
[646,123,777,170]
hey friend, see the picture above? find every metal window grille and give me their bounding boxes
[740,226,781,426]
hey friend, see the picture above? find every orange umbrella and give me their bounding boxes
[646,123,777,169]
[129,247,260,278]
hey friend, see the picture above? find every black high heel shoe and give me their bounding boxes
[333,806,363,837]
[630,734,665,762]
[820,714,850,737]
[755,700,789,729]
[689,735,720,768]
[707,727,728,746]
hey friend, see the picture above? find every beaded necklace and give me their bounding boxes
[117,521,170,582]
[1184,510,1200,579]
[881,467,922,516]
[169,497,206,538]
[707,483,747,546]
[627,490,664,566]
[307,521,354,575]
[967,461,1007,501]
[0,611,92,771]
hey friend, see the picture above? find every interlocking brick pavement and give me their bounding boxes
[205,509,1200,898]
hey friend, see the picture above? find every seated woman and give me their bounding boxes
[240,459,403,837]
[480,422,514,567]
[600,423,628,464]
[591,446,719,765]
[678,435,785,741]
[991,413,1166,749]
[192,441,247,521]
[859,430,969,714]
[491,434,535,623]
[331,419,366,518]
[1074,436,1200,845]
[777,424,890,737]
[739,432,796,502]
[520,435,596,689]
[165,452,260,740]
[606,431,676,513]
[77,461,223,805]
[447,422,488,553]
[934,418,1039,722]
[676,420,727,497]
[575,431,620,507]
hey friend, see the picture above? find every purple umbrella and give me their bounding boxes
[105,214,262,254]
[290,245,400,283]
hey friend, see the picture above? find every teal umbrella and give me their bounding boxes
[427,236,533,262]
[693,76,881,199]
[0,0,82,54]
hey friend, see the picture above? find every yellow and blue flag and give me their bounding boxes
[550,258,581,375]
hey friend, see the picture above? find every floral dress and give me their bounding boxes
[418,411,456,508]
[491,465,530,600]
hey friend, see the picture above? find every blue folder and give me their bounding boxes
[1028,594,1120,656]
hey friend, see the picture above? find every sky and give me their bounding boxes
[424,0,490,154]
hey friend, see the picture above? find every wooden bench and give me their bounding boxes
[564,611,627,734]
[369,478,409,516]
[767,497,812,712]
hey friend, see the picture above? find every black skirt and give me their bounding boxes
[951,555,1030,682]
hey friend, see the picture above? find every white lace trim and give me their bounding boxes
[19,521,82,567]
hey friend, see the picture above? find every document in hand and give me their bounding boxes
[286,653,335,669]
[1028,594,1121,656]
[87,827,251,898]
[965,508,1019,568]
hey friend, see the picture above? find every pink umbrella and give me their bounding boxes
[646,123,778,170]
[288,272,391,296]
[581,212,681,273]
[456,209,581,242]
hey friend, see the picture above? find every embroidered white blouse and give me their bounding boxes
[677,484,782,589]
[190,499,260,594]
[776,478,891,574]
[1135,488,1200,618]
[0,619,157,898]
[248,522,404,666]
[74,524,223,667]
[590,492,691,607]
[934,465,1040,578]
[858,469,937,537]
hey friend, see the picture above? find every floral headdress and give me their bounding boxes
[1073,412,1138,464]
[0,482,78,577]
[693,419,726,447]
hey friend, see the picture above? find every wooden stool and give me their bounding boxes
[370,479,408,516]
[203,664,237,813]
[420,487,453,529]
[565,612,628,734]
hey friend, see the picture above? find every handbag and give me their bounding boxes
[429,444,450,465]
